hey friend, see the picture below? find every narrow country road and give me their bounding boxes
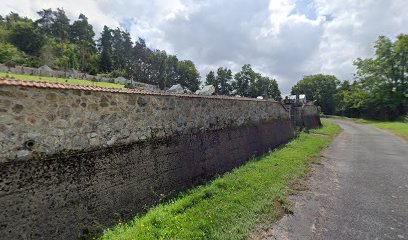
[268,120,408,240]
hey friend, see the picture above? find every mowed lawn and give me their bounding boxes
[0,72,124,89]
[99,120,341,240]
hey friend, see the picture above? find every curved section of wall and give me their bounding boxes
[0,81,294,239]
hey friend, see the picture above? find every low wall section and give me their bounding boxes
[0,80,294,239]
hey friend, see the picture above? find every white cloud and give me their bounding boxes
[1,0,407,93]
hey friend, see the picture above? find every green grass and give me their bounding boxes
[0,72,124,89]
[354,118,408,141]
[325,115,408,141]
[99,120,341,240]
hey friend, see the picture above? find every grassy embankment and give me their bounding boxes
[0,72,124,89]
[327,115,408,141]
[99,120,341,240]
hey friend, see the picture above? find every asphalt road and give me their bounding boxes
[268,120,408,240]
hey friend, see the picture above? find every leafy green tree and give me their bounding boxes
[216,67,233,95]
[350,34,408,119]
[177,60,200,91]
[233,64,257,96]
[254,76,281,100]
[54,43,78,70]
[8,20,45,56]
[291,74,339,114]
[4,12,27,28]
[0,42,24,64]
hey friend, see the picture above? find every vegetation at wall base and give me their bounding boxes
[99,120,341,240]
[0,72,124,88]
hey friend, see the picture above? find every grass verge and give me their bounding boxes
[354,119,408,141]
[325,115,408,141]
[99,120,341,240]
[0,72,124,89]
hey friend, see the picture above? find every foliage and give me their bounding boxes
[290,34,408,119]
[99,121,341,240]
[205,68,234,95]
[98,25,113,73]
[346,35,408,119]
[233,64,255,96]
[8,20,46,55]
[70,13,96,71]
[177,60,200,91]
[291,74,339,114]
[231,64,282,100]
[216,67,233,95]
[0,42,25,64]
[253,76,281,100]
[0,9,283,98]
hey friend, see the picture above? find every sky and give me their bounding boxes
[2,0,407,94]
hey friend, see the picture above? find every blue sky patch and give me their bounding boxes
[290,0,317,20]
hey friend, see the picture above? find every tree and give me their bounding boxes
[177,60,200,91]
[98,26,113,73]
[8,20,45,56]
[36,9,53,35]
[291,74,339,115]
[132,37,151,83]
[233,64,257,96]
[254,76,281,100]
[50,8,70,43]
[205,71,218,93]
[216,67,233,95]
[70,14,96,71]
[0,42,24,64]
[4,12,27,28]
[350,34,408,119]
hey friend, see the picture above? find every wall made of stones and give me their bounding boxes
[301,105,322,128]
[0,82,294,239]
[1,119,294,239]
[0,85,289,163]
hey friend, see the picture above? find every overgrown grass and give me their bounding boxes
[0,72,124,89]
[99,120,341,240]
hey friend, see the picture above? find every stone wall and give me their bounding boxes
[301,105,322,128]
[286,104,321,129]
[0,80,294,239]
